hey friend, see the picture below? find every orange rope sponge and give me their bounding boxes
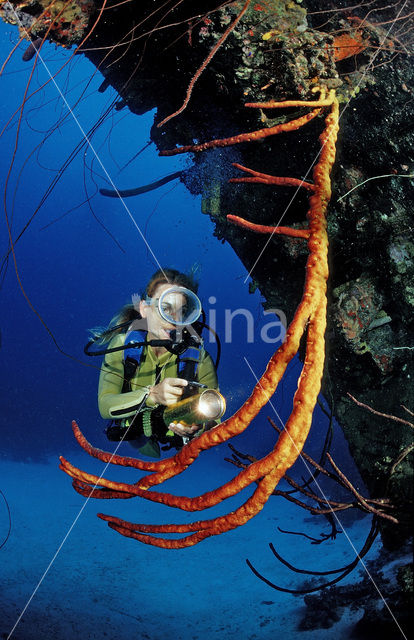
[226,215,310,239]
[159,108,322,156]
[229,162,315,191]
[60,90,339,547]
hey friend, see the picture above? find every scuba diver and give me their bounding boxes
[85,269,224,458]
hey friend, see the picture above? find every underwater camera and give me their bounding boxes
[163,386,226,428]
[105,386,226,443]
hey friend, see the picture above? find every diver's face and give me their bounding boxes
[140,283,185,341]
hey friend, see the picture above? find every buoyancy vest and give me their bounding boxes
[105,329,206,456]
[121,329,202,392]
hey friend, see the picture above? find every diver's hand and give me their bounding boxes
[148,377,188,406]
[168,422,200,438]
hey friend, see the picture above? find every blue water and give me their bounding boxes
[0,22,387,639]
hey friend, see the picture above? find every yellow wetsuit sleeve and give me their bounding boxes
[98,334,149,419]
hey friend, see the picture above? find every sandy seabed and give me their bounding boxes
[0,453,385,640]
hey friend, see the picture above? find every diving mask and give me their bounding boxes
[146,286,202,326]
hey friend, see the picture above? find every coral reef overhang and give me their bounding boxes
[2,0,413,580]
